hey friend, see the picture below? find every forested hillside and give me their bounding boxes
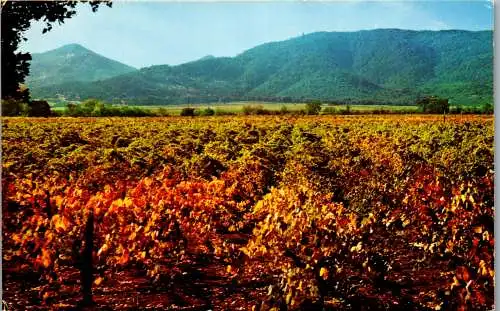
[28,29,492,105]
[26,44,137,89]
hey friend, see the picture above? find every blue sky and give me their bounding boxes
[20,1,493,68]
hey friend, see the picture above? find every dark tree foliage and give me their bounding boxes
[28,100,51,117]
[1,98,22,116]
[305,100,322,115]
[1,0,111,100]
[416,96,450,114]
[180,107,196,116]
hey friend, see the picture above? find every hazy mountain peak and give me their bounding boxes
[45,43,91,54]
[199,55,216,61]
[27,43,137,88]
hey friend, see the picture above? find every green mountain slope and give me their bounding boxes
[30,29,492,105]
[26,44,137,89]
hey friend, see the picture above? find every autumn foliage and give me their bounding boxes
[2,115,494,310]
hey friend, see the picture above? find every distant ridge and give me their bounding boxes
[26,43,137,89]
[198,55,216,61]
[29,29,492,105]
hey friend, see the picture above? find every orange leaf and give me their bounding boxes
[119,251,129,265]
[40,249,52,268]
[97,243,109,256]
[94,277,104,286]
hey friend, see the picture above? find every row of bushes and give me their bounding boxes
[179,107,235,116]
[450,103,494,114]
[2,99,494,117]
[64,100,160,117]
[184,103,494,116]
[1,98,161,117]
[180,104,320,116]
[1,99,53,117]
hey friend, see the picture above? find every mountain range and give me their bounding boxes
[27,29,493,106]
[26,43,137,89]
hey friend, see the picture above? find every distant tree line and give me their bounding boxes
[110,95,416,107]
[65,99,159,117]
[1,98,53,116]
[1,99,162,117]
[2,96,493,117]
[416,96,450,114]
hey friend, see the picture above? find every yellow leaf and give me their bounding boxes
[2,161,15,169]
[124,197,133,208]
[94,277,104,285]
[97,243,109,256]
[52,214,68,232]
[268,285,273,296]
[45,231,54,242]
[12,233,22,244]
[320,267,329,280]
[226,265,232,273]
[55,196,63,207]
[451,276,461,290]
[350,242,363,252]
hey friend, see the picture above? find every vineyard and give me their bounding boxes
[2,115,494,310]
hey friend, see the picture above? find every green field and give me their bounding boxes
[138,102,420,115]
[55,101,419,115]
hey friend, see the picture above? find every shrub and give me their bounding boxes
[450,105,463,114]
[2,99,53,117]
[481,102,494,114]
[214,109,236,116]
[321,106,338,115]
[64,100,153,117]
[305,100,322,115]
[200,107,215,116]
[242,104,268,115]
[416,96,449,114]
[180,107,196,116]
[341,105,352,115]
[279,105,289,115]
[28,100,52,117]
[1,99,22,116]
[155,107,170,117]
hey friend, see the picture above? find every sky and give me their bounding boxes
[20,1,494,69]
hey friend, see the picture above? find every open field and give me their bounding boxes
[142,103,420,115]
[2,115,494,310]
